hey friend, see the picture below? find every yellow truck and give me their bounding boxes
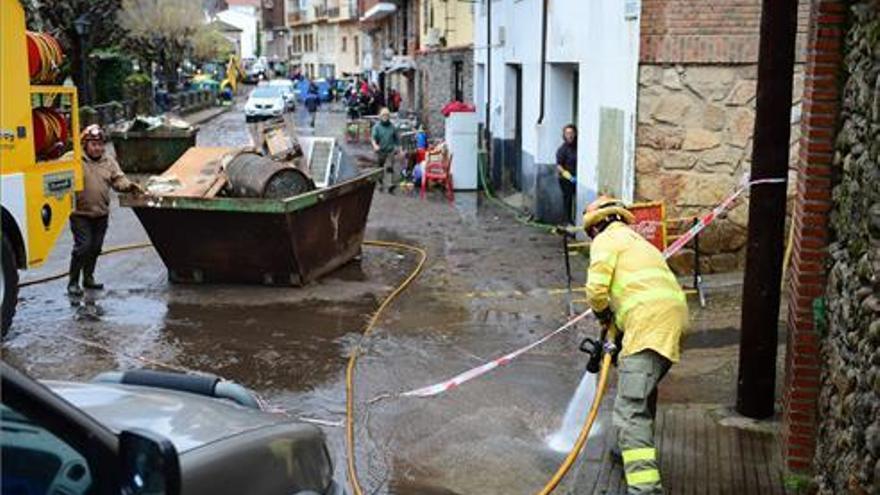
[1,0,84,335]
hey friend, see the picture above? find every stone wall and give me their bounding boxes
[415,46,475,139]
[814,2,880,493]
[635,64,803,274]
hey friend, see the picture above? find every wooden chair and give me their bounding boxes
[420,146,454,201]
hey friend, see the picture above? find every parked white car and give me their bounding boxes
[268,79,296,111]
[244,60,266,83]
[244,86,285,122]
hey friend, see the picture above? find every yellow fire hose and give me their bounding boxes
[345,240,428,495]
[20,238,611,494]
[17,243,153,288]
[537,325,616,494]
[344,239,614,495]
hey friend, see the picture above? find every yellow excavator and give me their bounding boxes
[221,55,245,96]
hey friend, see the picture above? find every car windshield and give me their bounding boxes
[269,80,292,88]
[251,87,281,98]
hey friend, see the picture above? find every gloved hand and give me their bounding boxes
[579,322,623,373]
[595,307,614,326]
[610,329,622,367]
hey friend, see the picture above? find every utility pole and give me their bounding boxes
[736,0,799,418]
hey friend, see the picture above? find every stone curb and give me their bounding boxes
[186,105,232,126]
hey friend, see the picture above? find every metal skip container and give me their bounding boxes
[121,147,381,286]
[111,119,199,174]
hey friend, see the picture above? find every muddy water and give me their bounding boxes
[160,299,375,393]
[2,101,762,494]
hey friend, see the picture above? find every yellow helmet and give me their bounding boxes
[582,196,635,231]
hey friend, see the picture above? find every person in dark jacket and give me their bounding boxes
[305,83,320,127]
[556,124,578,225]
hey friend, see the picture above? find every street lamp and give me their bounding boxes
[73,15,91,104]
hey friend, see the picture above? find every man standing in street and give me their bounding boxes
[68,125,144,296]
[556,124,578,225]
[305,83,320,127]
[583,197,688,495]
[371,107,399,192]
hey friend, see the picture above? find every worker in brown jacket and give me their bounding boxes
[67,124,144,296]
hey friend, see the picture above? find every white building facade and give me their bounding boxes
[474,0,642,223]
[217,6,260,60]
[290,0,360,78]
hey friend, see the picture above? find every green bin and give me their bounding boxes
[110,127,199,174]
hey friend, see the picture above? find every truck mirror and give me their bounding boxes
[119,428,181,495]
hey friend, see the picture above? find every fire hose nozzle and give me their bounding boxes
[579,337,603,374]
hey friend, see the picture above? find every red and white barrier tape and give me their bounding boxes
[400,309,594,397]
[393,177,786,399]
[663,178,784,257]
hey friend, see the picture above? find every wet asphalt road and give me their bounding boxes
[2,96,771,494]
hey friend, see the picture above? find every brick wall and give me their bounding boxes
[640,0,811,63]
[782,0,846,475]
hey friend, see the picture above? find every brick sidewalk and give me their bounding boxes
[573,404,785,494]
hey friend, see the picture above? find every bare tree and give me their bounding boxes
[118,0,204,90]
[191,26,235,63]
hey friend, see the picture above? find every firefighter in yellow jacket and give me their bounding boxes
[583,196,688,495]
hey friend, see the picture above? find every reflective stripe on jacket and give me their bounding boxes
[586,222,688,362]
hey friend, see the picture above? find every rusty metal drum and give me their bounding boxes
[225,152,315,199]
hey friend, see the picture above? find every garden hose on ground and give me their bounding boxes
[345,240,428,495]
[477,151,560,233]
[344,240,613,495]
[18,243,153,288]
[20,238,608,494]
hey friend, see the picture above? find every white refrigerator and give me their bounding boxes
[444,112,479,190]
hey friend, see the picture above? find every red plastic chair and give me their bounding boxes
[420,147,454,201]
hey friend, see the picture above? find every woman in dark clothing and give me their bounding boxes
[556,124,578,225]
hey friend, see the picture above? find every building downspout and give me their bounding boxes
[537,0,549,124]
[485,0,492,148]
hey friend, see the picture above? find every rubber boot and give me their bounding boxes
[82,254,104,290]
[67,256,84,297]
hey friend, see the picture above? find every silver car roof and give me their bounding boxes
[47,381,289,453]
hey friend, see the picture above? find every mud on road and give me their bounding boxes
[2,99,781,494]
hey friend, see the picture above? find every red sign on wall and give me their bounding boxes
[629,202,667,251]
